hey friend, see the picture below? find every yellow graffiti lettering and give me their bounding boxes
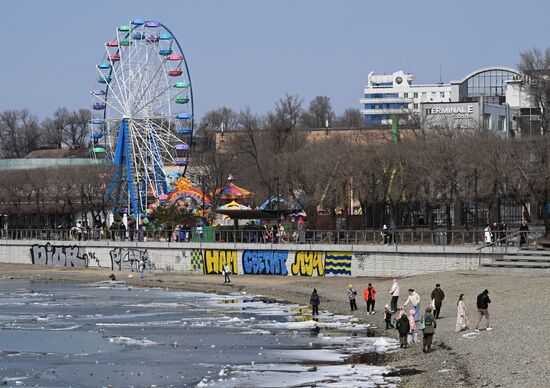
[204,250,237,274]
[291,251,324,276]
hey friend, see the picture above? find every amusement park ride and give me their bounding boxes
[89,19,194,221]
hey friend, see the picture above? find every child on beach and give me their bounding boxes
[396,309,410,348]
[384,304,394,329]
[407,309,418,344]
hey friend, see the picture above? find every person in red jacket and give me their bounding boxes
[363,283,377,315]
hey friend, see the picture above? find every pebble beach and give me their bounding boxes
[1,263,548,387]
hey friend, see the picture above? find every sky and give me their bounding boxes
[1,0,549,121]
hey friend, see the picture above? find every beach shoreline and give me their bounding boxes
[1,263,548,387]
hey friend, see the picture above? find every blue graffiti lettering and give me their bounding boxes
[242,250,288,275]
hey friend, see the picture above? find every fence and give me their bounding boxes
[0,227,535,246]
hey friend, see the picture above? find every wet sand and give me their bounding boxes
[1,263,548,387]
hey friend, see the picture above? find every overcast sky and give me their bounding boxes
[2,0,549,121]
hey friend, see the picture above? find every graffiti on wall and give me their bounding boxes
[30,243,88,267]
[110,247,150,272]
[325,252,353,276]
[355,253,369,271]
[291,251,324,276]
[204,250,237,274]
[242,250,288,275]
[190,249,203,271]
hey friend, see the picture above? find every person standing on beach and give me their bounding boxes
[222,264,231,283]
[139,260,146,279]
[430,284,445,319]
[421,306,437,353]
[403,289,421,322]
[389,278,400,312]
[310,288,320,316]
[475,289,492,332]
[396,310,410,348]
[407,309,418,344]
[347,284,358,311]
[455,294,469,332]
[384,304,394,329]
[363,283,376,315]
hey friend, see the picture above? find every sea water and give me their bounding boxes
[0,281,399,387]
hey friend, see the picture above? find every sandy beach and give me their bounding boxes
[1,263,547,387]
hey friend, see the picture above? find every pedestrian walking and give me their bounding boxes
[403,289,421,322]
[475,289,492,332]
[222,264,231,283]
[363,283,376,315]
[421,306,437,353]
[455,293,469,332]
[407,309,418,344]
[347,284,358,311]
[310,288,320,316]
[396,310,410,349]
[384,304,394,329]
[484,224,492,244]
[430,284,445,319]
[92,224,100,241]
[381,224,389,245]
[519,221,529,247]
[389,278,400,313]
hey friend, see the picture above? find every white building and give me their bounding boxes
[359,70,451,126]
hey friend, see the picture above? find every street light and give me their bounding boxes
[275,175,280,226]
[474,167,479,227]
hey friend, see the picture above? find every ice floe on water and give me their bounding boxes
[198,363,399,388]
[108,336,157,347]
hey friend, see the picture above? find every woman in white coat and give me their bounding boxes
[455,293,469,332]
[484,225,492,244]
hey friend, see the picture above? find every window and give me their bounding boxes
[403,93,408,98]
[484,113,491,129]
[413,103,418,109]
[498,116,505,131]
[422,92,427,99]
[413,92,418,98]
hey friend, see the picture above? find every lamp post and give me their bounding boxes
[275,176,280,226]
[371,172,376,229]
[201,177,206,225]
[474,168,479,227]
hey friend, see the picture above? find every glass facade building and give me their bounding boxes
[457,68,518,105]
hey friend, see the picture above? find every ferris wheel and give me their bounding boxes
[90,19,193,216]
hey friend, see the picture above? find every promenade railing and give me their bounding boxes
[0,227,532,246]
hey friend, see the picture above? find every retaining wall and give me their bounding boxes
[0,239,485,277]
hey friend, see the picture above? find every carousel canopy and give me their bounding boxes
[220,182,252,200]
[218,200,250,210]
[163,177,211,207]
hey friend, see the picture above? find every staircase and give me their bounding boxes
[480,247,550,274]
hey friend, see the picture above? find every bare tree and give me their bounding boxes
[41,107,70,148]
[301,96,335,128]
[0,109,41,158]
[518,48,550,134]
[334,108,364,128]
[64,109,91,149]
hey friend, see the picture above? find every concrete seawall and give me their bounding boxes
[0,239,485,277]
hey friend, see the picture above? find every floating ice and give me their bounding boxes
[108,336,157,346]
